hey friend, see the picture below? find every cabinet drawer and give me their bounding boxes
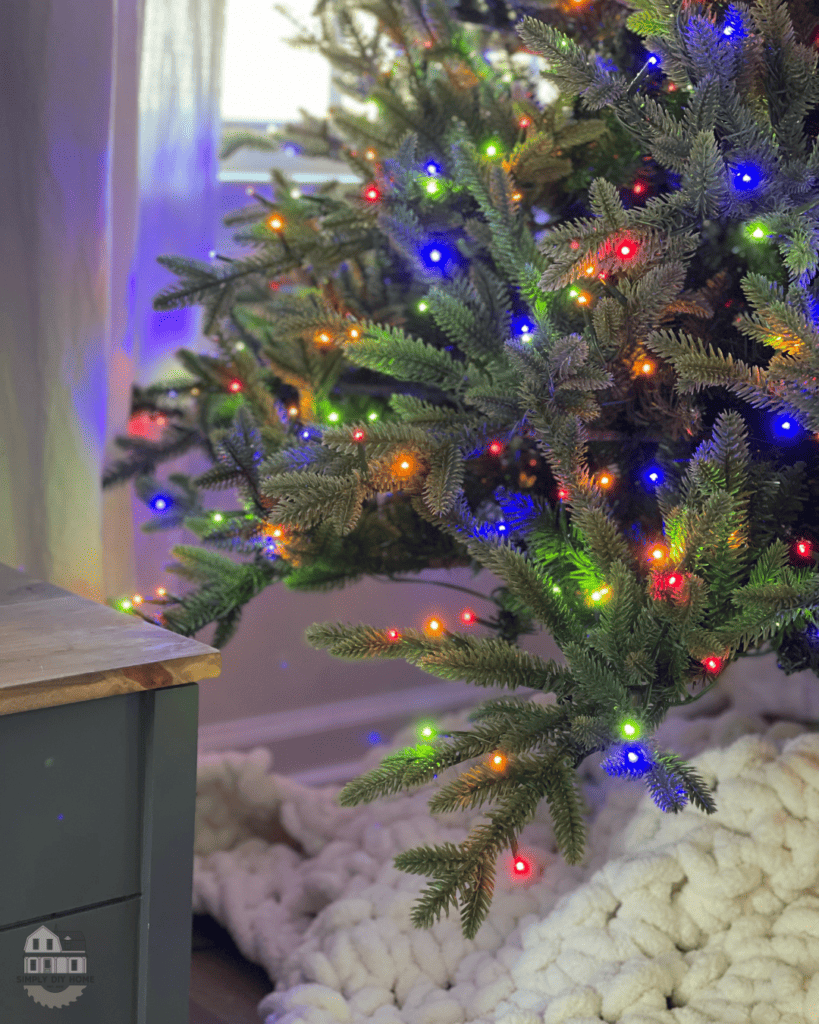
[0,691,144,926]
[0,894,139,1022]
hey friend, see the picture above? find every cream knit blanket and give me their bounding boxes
[193,654,819,1024]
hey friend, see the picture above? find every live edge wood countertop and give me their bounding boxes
[0,562,221,717]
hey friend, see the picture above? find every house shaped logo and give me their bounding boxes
[17,924,93,1008]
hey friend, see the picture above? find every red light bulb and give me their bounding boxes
[704,656,723,674]
[363,183,381,203]
[512,856,531,878]
[557,488,568,500]
[488,440,503,455]
[518,116,532,129]
[617,239,638,260]
[352,429,365,441]
[387,629,401,641]
[228,379,242,392]
[460,609,475,624]
[632,181,645,195]
[795,540,812,558]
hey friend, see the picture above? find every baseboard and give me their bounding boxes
[197,679,481,759]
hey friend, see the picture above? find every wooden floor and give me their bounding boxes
[189,913,274,1024]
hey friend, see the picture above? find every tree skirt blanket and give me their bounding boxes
[193,655,819,1024]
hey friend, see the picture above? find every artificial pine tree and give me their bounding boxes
[248,0,819,940]
[103,0,645,648]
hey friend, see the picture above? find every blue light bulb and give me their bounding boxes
[425,160,441,175]
[151,495,170,512]
[772,414,802,441]
[512,315,537,338]
[420,242,449,269]
[643,466,664,488]
[732,163,761,190]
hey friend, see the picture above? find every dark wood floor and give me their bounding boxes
[190,913,274,1024]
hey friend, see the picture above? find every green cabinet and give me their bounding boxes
[0,564,221,1022]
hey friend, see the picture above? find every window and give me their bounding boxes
[29,959,37,971]
[43,960,51,972]
[31,939,39,950]
[219,0,357,193]
[46,939,53,950]
[71,959,78,972]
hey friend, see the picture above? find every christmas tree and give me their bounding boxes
[103,0,637,648]
[254,0,819,940]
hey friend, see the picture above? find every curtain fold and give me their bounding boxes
[0,0,225,605]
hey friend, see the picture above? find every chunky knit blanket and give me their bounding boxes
[193,655,819,1024]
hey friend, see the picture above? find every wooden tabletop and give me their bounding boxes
[0,563,221,716]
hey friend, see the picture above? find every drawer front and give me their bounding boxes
[0,691,144,925]
[0,894,139,1022]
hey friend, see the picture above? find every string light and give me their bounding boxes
[732,163,762,190]
[288,405,299,417]
[212,512,224,523]
[632,181,645,195]
[266,213,285,232]
[620,719,641,740]
[513,856,531,877]
[597,472,614,489]
[488,440,504,455]
[460,608,476,624]
[228,379,242,392]
[648,543,667,562]
[368,411,379,421]
[151,495,170,512]
[363,183,381,203]
[424,160,441,175]
[703,656,723,673]
[418,722,437,739]
[511,191,522,202]
[643,466,664,488]
[155,586,167,598]
[512,316,537,338]
[425,616,444,634]
[425,178,441,195]
[483,141,501,157]
[392,453,417,477]
[590,586,611,603]
[518,116,532,129]
[352,428,366,441]
[557,487,568,500]
[417,299,429,313]
[617,239,639,260]
[348,326,361,341]
[638,359,655,375]
[489,751,507,771]
[314,330,333,345]
[747,221,767,240]
[365,148,376,160]
[132,594,144,606]
[794,539,813,559]
[387,628,401,641]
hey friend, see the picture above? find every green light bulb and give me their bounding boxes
[213,513,223,523]
[620,719,640,740]
[747,222,766,240]
[368,411,379,421]
[417,300,429,312]
[328,411,340,423]
[418,722,437,740]
[484,142,499,157]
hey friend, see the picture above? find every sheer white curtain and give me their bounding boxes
[0,0,225,604]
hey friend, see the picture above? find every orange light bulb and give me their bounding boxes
[267,214,285,232]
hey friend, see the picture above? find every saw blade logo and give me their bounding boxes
[17,924,94,1008]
